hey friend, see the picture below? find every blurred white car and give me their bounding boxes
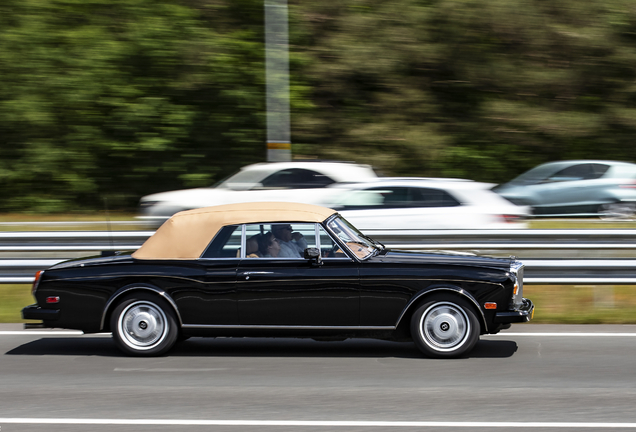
[322,178,530,230]
[139,161,377,224]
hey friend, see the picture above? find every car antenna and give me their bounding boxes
[103,197,115,256]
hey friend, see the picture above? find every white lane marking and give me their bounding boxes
[114,368,228,372]
[1,419,636,428]
[490,333,636,337]
[0,331,84,335]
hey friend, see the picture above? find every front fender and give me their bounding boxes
[394,285,488,333]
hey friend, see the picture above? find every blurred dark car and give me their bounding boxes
[494,160,636,218]
[23,202,533,358]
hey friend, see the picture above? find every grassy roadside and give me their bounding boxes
[0,213,142,231]
[1,285,36,324]
[525,285,636,324]
[4,283,636,324]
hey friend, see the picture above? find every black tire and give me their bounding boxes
[110,293,178,357]
[598,202,636,221]
[410,294,480,358]
[176,333,191,343]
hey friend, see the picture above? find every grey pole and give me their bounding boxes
[265,0,291,162]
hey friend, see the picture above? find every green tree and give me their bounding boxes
[290,0,636,182]
[0,0,267,212]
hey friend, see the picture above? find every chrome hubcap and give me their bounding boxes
[601,203,636,220]
[118,301,167,350]
[420,302,470,351]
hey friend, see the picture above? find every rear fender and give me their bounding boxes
[101,284,183,331]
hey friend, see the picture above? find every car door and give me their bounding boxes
[173,225,240,326]
[533,163,610,214]
[339,186,463,229]
[237,223,360,326]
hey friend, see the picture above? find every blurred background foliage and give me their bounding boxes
[1,0,636,212]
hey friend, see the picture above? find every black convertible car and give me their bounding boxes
[23,202,534,357]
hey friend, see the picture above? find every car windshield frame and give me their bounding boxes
[324,214,383,260]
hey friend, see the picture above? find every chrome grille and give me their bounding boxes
[510,261,524,309]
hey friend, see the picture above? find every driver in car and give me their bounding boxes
[271,224,308,258]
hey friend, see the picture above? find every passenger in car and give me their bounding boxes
[245,234,262,258]
[271,224,307,258]
[258,232,281,258]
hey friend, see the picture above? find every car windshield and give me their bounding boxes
[214,168,270,189]
[326,215,382,260]
[507,164,564,185]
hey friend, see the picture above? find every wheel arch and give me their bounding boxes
[101,284,183,332]
[395,286,488,336]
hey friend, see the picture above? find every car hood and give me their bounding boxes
[367,249,512,270]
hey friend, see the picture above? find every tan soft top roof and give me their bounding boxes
[133,202,337,260]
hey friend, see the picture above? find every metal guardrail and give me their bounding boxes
[1,229,635,284]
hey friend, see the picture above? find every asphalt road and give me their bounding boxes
[1,324,636,432]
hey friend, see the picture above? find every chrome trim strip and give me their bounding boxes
[240,224,246,259]
[236,257,352,262]
[182,324,395,330]
[101,286,183,330]
[366,277,505,286]
[197,257,244,261]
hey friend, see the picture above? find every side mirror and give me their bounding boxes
[304,248,323,266]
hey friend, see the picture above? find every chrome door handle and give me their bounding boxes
[241,271,274,280]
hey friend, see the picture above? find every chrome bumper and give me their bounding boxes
[494,298,534,323]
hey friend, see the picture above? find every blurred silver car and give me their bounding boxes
[322,178,529,230]
[494,160,636,218]
[139,161,377,224]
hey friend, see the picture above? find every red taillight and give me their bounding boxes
[31,270,43,296]
[501,214,520,223]
[46,296,60,304]
[619,180,636,188]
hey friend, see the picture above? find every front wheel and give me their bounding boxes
[410,295,480,358]
[110,293,178,356]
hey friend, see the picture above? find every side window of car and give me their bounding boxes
[201,225,241,259]
[414,187,461,207]
[336,189,385,210]
[548,164,593,182]
[364,187,411,209]
[243,222,317,259]
[243,224,267,258]
[588,164,610,179]
[260,169,336,189]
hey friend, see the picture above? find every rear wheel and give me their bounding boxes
[599,202,636,221]
[110,293,178,356]
[410,295,480,358]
